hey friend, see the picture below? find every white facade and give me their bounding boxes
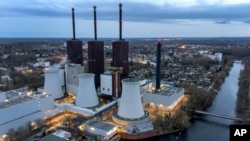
[75,73,99,108]
[100,74,147,96]
[65,64,84,95]
[85,120,117,139]
[0,92,54,136]
[118,78,144,119]
[59,68,65,86]
[0,92,5,102]
[214,52,223,62]
[143,86,185,110]
[100,73,112,96]
[41,129,75,141]
[44,69,64,99]
[52,129,73,140]
[33,61,50,68]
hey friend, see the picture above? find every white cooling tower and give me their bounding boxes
[75,73,99,108]
[117,78,144,119]
[44,70,64,99]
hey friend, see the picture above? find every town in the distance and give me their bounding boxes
[1,3,250,141]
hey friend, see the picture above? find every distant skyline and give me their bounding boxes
[0,0,250,38]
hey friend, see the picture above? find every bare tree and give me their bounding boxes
[16,126,26,140]
[34,118,45,128]
[7,128,16,141]
[25,121,33,134]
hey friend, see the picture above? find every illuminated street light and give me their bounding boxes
[2,134,7,138]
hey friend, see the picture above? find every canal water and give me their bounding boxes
[155,61,243,141]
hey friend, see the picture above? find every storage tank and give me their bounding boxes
[117,78,144,119]
[75,73,99,108]
[43,70,63,99]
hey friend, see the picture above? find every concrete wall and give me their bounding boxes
[65,64,84,95]
[0,92,5,102]
[100,74,112,96]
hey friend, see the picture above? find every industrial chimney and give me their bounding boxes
[156,41,162,91]
[88,6,104,88]
[75,73,99,108]
[44,69,64,99]
[67,8,83,65]
[119,3,122,40]
[111,3,129,98]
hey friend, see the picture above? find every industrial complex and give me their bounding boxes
[0,3,185,141]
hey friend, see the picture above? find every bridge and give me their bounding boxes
[195,110,244,122]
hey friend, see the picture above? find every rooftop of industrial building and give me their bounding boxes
[86,120,115,132]
[41,129,73,141]
[0,87,52,109]
[146,85,184,97]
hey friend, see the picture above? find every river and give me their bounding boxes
[154,61,243,141]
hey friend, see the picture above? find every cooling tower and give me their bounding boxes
[113,78,149,125]
[44,70,64,99]
[118,78,144,119]
[75,73,99,108]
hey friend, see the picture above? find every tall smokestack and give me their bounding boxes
[119,3,122,40]
[93,6,97,41]
[72,8,76,40]
[156,40,162,90]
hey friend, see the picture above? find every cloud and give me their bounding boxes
[215,19,231,24]
[0,0,250,24]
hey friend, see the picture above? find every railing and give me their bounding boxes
[195,110,243,122]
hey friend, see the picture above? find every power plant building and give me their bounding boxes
[41,129,75,141]
[87,6,105,88]
[100,73,112,96]
[111,41,129,77]
[88,41,104,88]
[66,8,83,65]
[0,88,54,136]
[67,40,83,65]
[100,73,148,96]
[65,64,84,96]
[143,83,185,110]
[83,120,119,141]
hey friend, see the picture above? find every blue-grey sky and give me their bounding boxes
[0,0,250,38]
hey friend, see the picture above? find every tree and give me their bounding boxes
[16,126,27,140]
[173,110,190,130]
[7,128,16,141]
[34,118,45,128]
[63,116,72,130]
[25,121,33,134]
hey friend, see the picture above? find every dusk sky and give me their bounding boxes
[0,0,250,38]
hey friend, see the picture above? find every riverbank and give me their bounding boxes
[145,58,235,140]
[183,58,234,116]
[236,59,250,122]
[154,60,242,141]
